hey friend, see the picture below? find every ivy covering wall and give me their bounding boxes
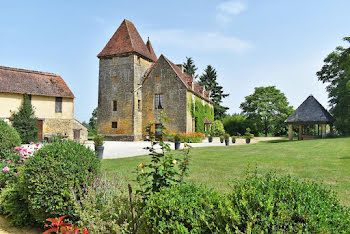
[188,94,214,133]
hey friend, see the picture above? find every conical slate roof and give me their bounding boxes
[145,38,157,61]
[285,95,335,124]
[97,19,155,61]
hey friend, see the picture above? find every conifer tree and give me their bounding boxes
[183,57,198,78]
[11,94,39,143]
[199,65,229,119]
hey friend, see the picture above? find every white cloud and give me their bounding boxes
[146,29,252,53]
[216,1,246,26]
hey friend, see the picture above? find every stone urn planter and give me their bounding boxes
[245,138,251,144]
[220,135,224,143]
[224,134,230,146]
[93,135,104,159]
[232,137,236,144]
[173,134,181,150]
[208,136,213,143]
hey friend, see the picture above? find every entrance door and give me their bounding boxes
[37,120,43,141]
[73,129,81,141]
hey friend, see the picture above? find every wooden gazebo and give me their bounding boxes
[285,95,335,141]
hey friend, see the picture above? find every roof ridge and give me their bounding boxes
[0,66,58,77]
[124,20,135,51]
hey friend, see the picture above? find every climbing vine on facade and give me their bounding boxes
[188,95,214,133]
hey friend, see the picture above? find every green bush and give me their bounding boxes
[0,184,34,227]
[93,134,104,146]
[139,183,225,233]
[226,170,350,233]
[74,172,132,233]
[0,120,21,156]
[211,120,225,136]
[19,141,101,223]
[222,114,248,136]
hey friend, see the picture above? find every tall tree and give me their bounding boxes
[316,37,350,135]
[199,65,229,119]
[89,108,98,131]
[11,94,39,143]
[183,57,198,78]
[240,86,294,137]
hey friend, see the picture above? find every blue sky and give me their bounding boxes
[1,0,349,122]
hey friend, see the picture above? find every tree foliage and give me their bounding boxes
[316,37,350,135]
[222,114,251,136]
[11,94,38,143]
[198,65,229,119]
[240,86,293,136]
[183,57,198,78]
[89,108,98,131]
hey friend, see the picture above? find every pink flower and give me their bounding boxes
[30,142,34,145]
[14,147,21,151]
[6,160,12,163]
[2,167,9,173]
[36,143,40,147]
[22,148,27,152]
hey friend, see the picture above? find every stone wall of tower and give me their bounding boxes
[97,53,152,141]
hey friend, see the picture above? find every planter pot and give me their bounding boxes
[95,146,104,159]
[208,137,213,143]
[220,139,224,143]
[232,138,236,144]
[246,139,251,144]
[225,139,230,146]
[175,141,181,150]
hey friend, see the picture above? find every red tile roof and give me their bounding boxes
[0,66,74,98]
[204,117,213,124]
[97,19,156,62]
[145,38,157,62]
[161,55,213,103]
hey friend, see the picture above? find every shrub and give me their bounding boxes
[226,170,350,233]
[179,132,204,143]
[73,172,130,233]
[211,120,225,136]
[93,134,104,146]
[0,120,21,156]
[224,134,230,140]
[19,141,101,223]
[139,183,225,233]
[173,134,181,142]
[11,94,39,144]
[222,114,248,136]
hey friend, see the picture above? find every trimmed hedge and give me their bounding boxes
[0,120,21,157]
[18,141,100,223]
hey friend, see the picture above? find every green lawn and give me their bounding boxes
[102,137,350,205]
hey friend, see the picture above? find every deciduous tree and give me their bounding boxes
[316,37,350,135]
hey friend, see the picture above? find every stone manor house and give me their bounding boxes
[0,66,87,142]
[97,19,214,141]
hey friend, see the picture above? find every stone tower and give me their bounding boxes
[97,19,156,141]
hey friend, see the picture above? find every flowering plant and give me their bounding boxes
[43,215,88,234]
[136,117,191,198]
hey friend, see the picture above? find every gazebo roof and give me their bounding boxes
[285,95,335,124]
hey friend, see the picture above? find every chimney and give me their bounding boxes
[176,64,184,73]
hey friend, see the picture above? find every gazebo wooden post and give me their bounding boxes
[330,124,334,136]
[288,124,293,141]
[321,124,327,138]
[298,124,303,140]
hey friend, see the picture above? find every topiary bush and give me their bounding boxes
[226,170,350,233]
[0,120,21,157]
[139,183,225,233]
[18,140,101,224]
[211,120,225,136]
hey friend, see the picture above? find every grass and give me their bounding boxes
[101,137,350,205]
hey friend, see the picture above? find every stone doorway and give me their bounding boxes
[73,129,81,141]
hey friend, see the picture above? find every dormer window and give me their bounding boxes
[155,94,164,109]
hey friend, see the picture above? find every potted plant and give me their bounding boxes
[174,134,181,150]
[224,134,230,146]
[208,132,213,143]
[219,135,224,143]
[93,135,104,159]
[244,128,254,144]
[231,136,236,144]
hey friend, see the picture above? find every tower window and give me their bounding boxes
[155,123,162,138]
[112,100,117,112]
[138,100,141,111]
[155,94,164,109]
[55,97,62,113]
[112,122,118,129]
